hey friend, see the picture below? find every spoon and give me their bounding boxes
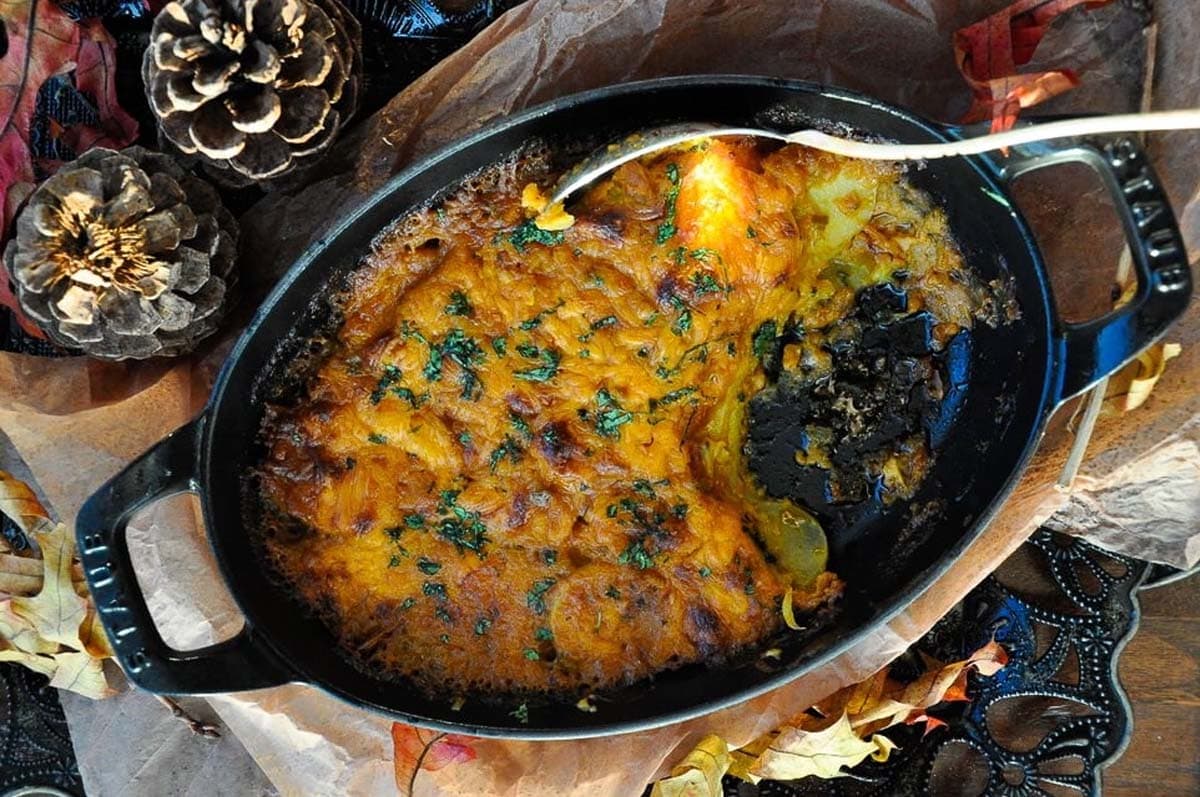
[544,109,1200,211]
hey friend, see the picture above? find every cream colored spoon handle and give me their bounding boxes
[787,109,1200,160]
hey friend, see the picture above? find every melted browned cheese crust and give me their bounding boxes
[255,139,977,696]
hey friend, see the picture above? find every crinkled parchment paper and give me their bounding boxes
[0,0,1196,794]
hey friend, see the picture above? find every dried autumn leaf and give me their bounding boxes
[1104,342,1182,413]
[748,714,892,783]
[391,723,478,796]
[650,734,731,797]
[0,0,139,335]
[0,469,55,536]
[954,0,1114,131]
[0,470,117,698]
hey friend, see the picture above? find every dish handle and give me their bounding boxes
[980,128,1192,403]
[75,416,292,694]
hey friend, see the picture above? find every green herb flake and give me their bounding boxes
[746,226,757,239]
[458,430,473,447]
[655,163,681,244]
[474,617,492,635]
[519,301,563,331]
[417,557,442,575]
[444,290,473,317]
[440,633,451,644]
[436,607,454,624]
[605,585,621,599]
[618,538,656,570]
[590,315,618,331]
[387,555,402,568]
[424,328,486,400]
[516,341,540,359]
[523,648,540,661]
[401,597,417,609]
[578,349,591,358]
[510,703,529,724]
[526,578,556,614]
[534,626,554,641]
[433,492,489,555]
[690,270,724,296]
[491,336,508,356]
[509,413,532,439]
[699,566,711,578]
[752,320,778,359]
[605,504,618,518]
[509,221,565,252]
[344,457,356,470]
[513,348,561,383]
[592,388,633,439]
[541,549,557,566]
[423,581,447,599]
[489,435,524,473]
[404,513,426,529]
[369,364,403,404]
[672,503,689,519]
[367,432,388,445]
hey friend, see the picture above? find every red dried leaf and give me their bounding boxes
[954,0,1114,131]
[391,722,477,796]
[0,0,138,336]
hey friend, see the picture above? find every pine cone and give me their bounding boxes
[2,147,239,360]
[143,0,361,183]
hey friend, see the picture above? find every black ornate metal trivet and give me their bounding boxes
[724,528,1155,797]
[0,664,84,797]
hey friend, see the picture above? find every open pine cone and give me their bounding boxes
[2,147,239,360]
[143,0,361,182]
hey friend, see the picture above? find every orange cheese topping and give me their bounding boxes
[255,139,969,696]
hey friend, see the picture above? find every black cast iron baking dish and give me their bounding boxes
[76,76,1192,739]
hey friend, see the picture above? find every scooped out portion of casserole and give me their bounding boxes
[252,137,992,697]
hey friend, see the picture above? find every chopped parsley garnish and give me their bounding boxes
[666,293,692,336]
[387,555,402,568]
[513,348,561,382]
[440,633,450,643]
[389,387,428,409]
[491,336,508,356]
[458,430,473,447]
[510,703,529,723]
[592,388,633,439]
[489,435,524,472]
[690,270,725,296]
[516,341,540,359]
[474,617,492,635]
[510,413,532,439]
[590,315,618,331]
[535,627,554,642]
[509,221,565,252]
[385,526,405,541]
[526,578,556,614]
[401,597,417,609]
[444,290,473,317]
[436,607,454,624]
[578,349,591,358]
[655,163,681,244]
[523,648,540,661]
[605,504,618,518]
[423,328,486,399]
[746,226,757,238]
[404,513,426,529]
[605,585,621,599]
[618,538,656,570]
[672,503,689,519]
[752,320,778,359]
[344,457,356,470]
[519,301,563,330]
[417,557,441,575]
[434,491,489,555]
[648,386,697,412]
[541,549,557,565]
[369,364,403,404]
[367,432,388,445]
[699,566,711,578]
[631,478,669,498]
[423,581,447,599]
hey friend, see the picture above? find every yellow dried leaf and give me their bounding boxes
[750,714,881,781]
[650,734,731,797]
[49,650,115,699]
[11,527,89,649]
[0,471,116,699]
[0,469,54,536]
[0,644,58,677]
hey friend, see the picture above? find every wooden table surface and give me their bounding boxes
[1104,572,1200,796]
